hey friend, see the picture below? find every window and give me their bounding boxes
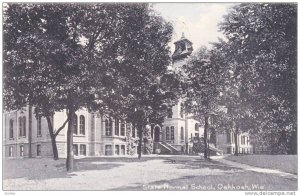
[19,117,22,136]
[180,127,184,141]
[19,117,26,137]
[37,144,41,156]
[9,119,14,139]
[79,115,85,135]
[132,124,136,138]
[80,144,86,156]
[9,146,13,157]
[226,131,231,144]
[22,116,26,137]
[120,122,125,136]
[115,119,120,136]
[241,136,245,145]
[121,145,126,155]
[167,108,173,118]
[105,118,112,136]
[180,103,184,118]
[115,145,120,155]
[195,123,199,132]
[166,127,170,140]
[105,145,112,156]
[37,116,42,136]
[73,144,78,156]
[171,126,175,140]
[73,114,78,135]
[247,137,250,145]
[20,145,24,157]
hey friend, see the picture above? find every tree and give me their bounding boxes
[3,3,78,160]
[184,47,225,159]
[219,3,297,154]
[4,3,178,170]
[89,5,178,159]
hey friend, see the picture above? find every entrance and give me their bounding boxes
[154,126,160,142]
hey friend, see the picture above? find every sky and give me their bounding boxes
[152,3,237,52]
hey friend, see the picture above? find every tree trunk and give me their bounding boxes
[138,124,143,159]
[28,104,33,158]
[66,107,75,172]
[204,116,209,159]
[46,116,59,160]
[234,125,239,156]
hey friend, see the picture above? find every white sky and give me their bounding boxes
[152,3,237,52]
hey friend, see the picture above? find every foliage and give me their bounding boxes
[219,3,297,154]
[183,46,226,158]
[142,125,153,155]
[126,123,138,156]
[3,3,178,164]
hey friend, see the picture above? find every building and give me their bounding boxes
[3,106,137,158]
[153,33,253,155]
[3,34,252,158]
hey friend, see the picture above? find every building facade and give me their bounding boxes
[154,33,253,155]
[3,106,137,158]
[3,34,252,158]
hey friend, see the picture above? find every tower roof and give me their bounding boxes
[172,32,193,61]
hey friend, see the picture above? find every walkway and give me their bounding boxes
[211,156,297,180]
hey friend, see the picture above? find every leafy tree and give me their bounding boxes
[89,5,178,159]
[3,3,78,160]
[219,3,297,154]
[184,47,225,159]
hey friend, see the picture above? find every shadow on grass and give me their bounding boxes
[162,158,239,171]
[3,158,124,180]
[74,160,124,171]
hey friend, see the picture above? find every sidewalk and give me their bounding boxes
[211,156,297,180]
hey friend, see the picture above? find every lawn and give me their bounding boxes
[3,155,297,191]
[224,154,298,174]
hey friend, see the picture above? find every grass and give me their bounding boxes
[3,155,298,191]
[224,154,298,174]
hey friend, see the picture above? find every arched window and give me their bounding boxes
[166,127,170,140]
[19,117,22,136]
[180,127,184,141]
[73,114,78,135]
[9,119,14,139]
[22,116,26,137]
[79,115,85,135]
[120,121,125,136]
[195,123,199,132]
[37,116,42,136]
[115,119,119,136]
[105,118,112,136]
[132,124,136,138]
[171,126,175,140]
